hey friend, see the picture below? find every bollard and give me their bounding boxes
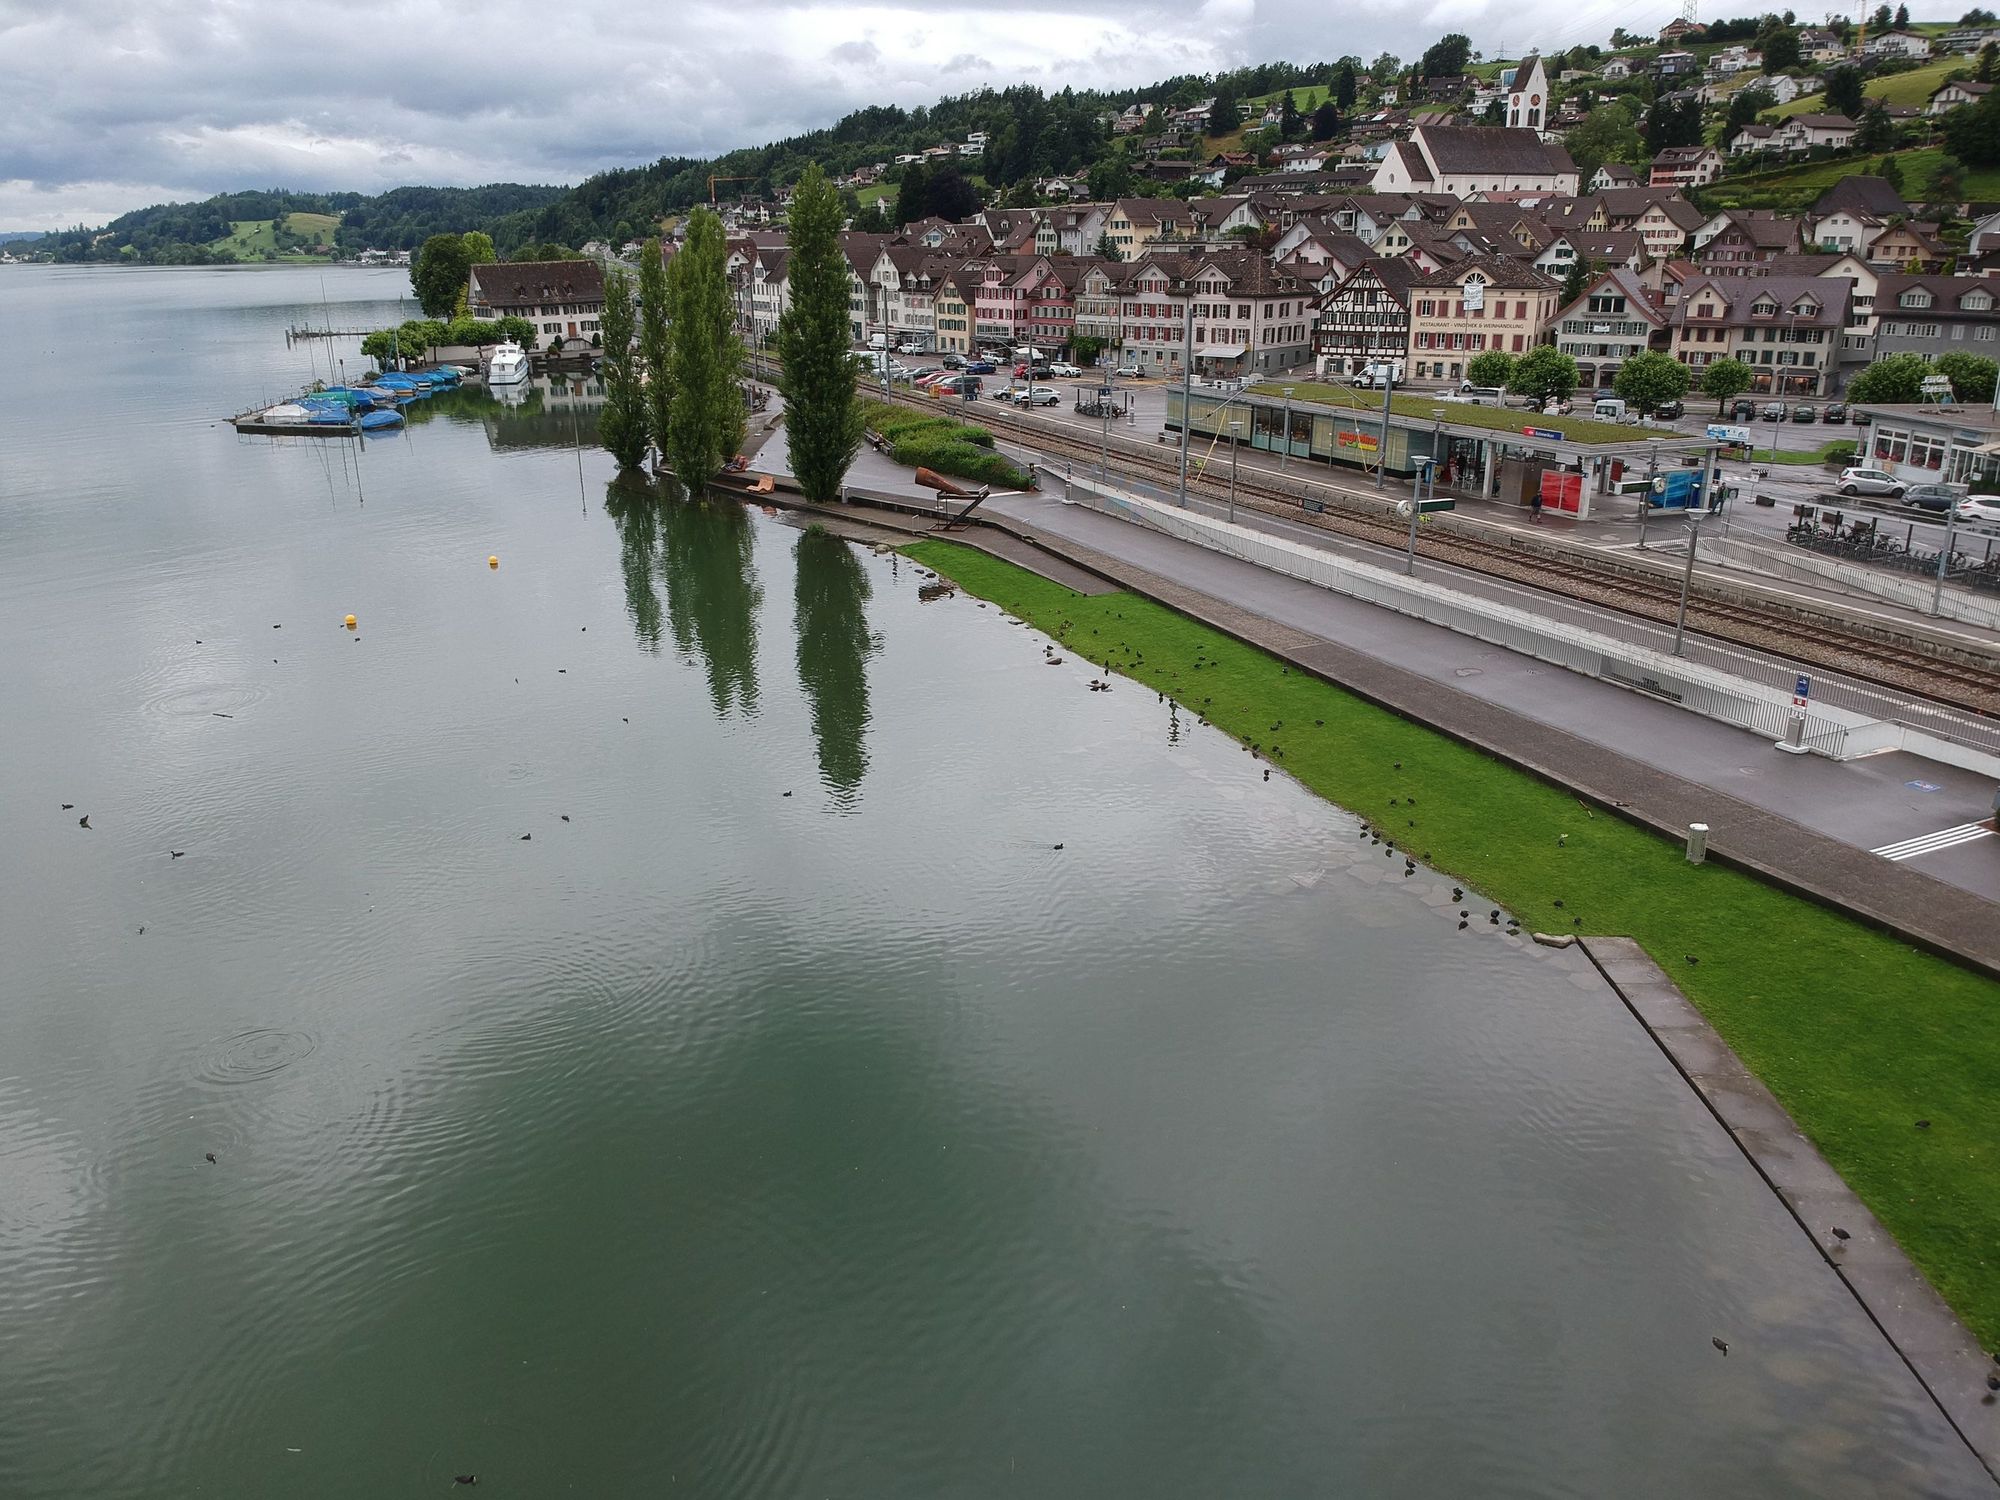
[1686,823,1709,865]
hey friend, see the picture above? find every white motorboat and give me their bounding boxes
[486,341,529,385]
[261,404,310,423]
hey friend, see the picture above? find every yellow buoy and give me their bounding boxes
[343,614,357,629]
[488,555,499,569]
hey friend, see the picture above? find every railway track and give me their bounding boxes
[913,391,2000,718]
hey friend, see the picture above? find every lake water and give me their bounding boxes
[0,265,1989,1498]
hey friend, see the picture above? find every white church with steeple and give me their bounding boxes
[1505,54,1552,139]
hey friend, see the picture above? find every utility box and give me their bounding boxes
[1498,456,1547,508]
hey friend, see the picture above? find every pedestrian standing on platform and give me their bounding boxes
[1529,488,1543,523]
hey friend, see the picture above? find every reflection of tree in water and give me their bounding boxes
[603,475,666,653]
[659,485,761,717]
[793,528,879,804]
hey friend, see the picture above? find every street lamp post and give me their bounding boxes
[1641,438,1661,548]
[1176,278,1195,508]
[1672,505,1709,656]
[1224,420,1240,524]
[1374,372,1394,492]
[1934,495,1962,617]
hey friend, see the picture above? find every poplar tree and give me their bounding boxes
[637,238,673,462]
[661,207,745,486]
[777,165,863,505]
[596,265,651,470]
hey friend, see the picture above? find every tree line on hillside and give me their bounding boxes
[35,182,567,262]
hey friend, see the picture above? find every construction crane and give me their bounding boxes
[708,175,756,205]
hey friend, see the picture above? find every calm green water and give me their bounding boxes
[0,265,1988,1498]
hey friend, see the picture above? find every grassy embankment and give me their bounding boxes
[1705,145,2000,208]
[1769,55,1963,117]
[901,538,2000,1352]
[1250,380,1676,446]
[860,398,1033,489]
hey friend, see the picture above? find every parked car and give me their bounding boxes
[1114,363,1143,378]
[1954,495,2000,524]
[1760,402,1787,421]
[1049,361,1082,378]
[989,387,1021,401]
[939,353,965,369]
[1836,465,1905,498]
[895,340,926,355]
[1652,399,1684,420]
[966,360,995,374]
[1730,398,1757,421]
[910,366,940,382]
[1020,386,1061,406]
[1792,404,1817,423]
[1821,402,1847,423]
[1904,483,1965,513]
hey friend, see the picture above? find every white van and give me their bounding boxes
[1458,384,1506,405]
[867,333,887,351]
[1593,397,1627,421]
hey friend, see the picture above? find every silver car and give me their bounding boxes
[1837,466,1905,498]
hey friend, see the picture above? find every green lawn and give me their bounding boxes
[1770,56,1963,116]
[1760,437,1858,464]
[1243,84,1332,114]
[1250,380,1675,446]
[209,212,341,258]
[902,539,2000,1353]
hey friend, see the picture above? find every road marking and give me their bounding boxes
[1870,823,1995,861]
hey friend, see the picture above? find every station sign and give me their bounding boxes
[1523,426,1565,440]
[1792,674,1811,708]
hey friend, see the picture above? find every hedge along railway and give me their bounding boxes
[863,380,2000,719]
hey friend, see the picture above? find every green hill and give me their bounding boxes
[1769,55,1964,117]
[209,211,342,259]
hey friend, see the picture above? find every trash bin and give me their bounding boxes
[1753,492,1775,507]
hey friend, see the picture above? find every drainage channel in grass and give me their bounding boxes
[903,536,2000,1355]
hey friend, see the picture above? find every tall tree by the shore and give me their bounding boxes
[411,233,472,318]
[597,265,651,470]
[637,238,673,464]
[777,165,863,505]
[661,208,745,487]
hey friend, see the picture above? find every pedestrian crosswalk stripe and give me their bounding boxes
[1870,823,1995,861]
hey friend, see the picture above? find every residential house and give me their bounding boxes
[1967,207,2000,258]
[1551,266,1672,390]
[1649,145,1724,189]
[1693,209,1802,272]
[1730,123,1779,157]
[745,245,791,342]
[1405,257,1562,382]
[1371,125,1580,196]
[1313,258,1420,378]
[1596,189,1705,261]
[932,263,982,354]
[1073,260,1130,352]
[838,231,896,341]
[1115,250,1316,376]
[1534,230,1649,279]
[1275,146,1335,173]
[1669,274,1849,395]
[869,245,945,347]
[1589,163,1641,191]
[1867,273,2000,367]
[1506,54,1550,133]
[1798,28,1846,62]
[1868,221,1951,271]
[1776,113,1858,153]
[1601,57,1634,81]
[467,260,606,351]
[1928,79,1994,116]
[1863,29,1932,59]
[1941,25,2000,51]
[1103,198,1196,256]
[1269,219,1372,281]
[1658,18,1702,43]
[1653,51,1699,79]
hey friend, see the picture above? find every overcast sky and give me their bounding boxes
[0,0,1962,230]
